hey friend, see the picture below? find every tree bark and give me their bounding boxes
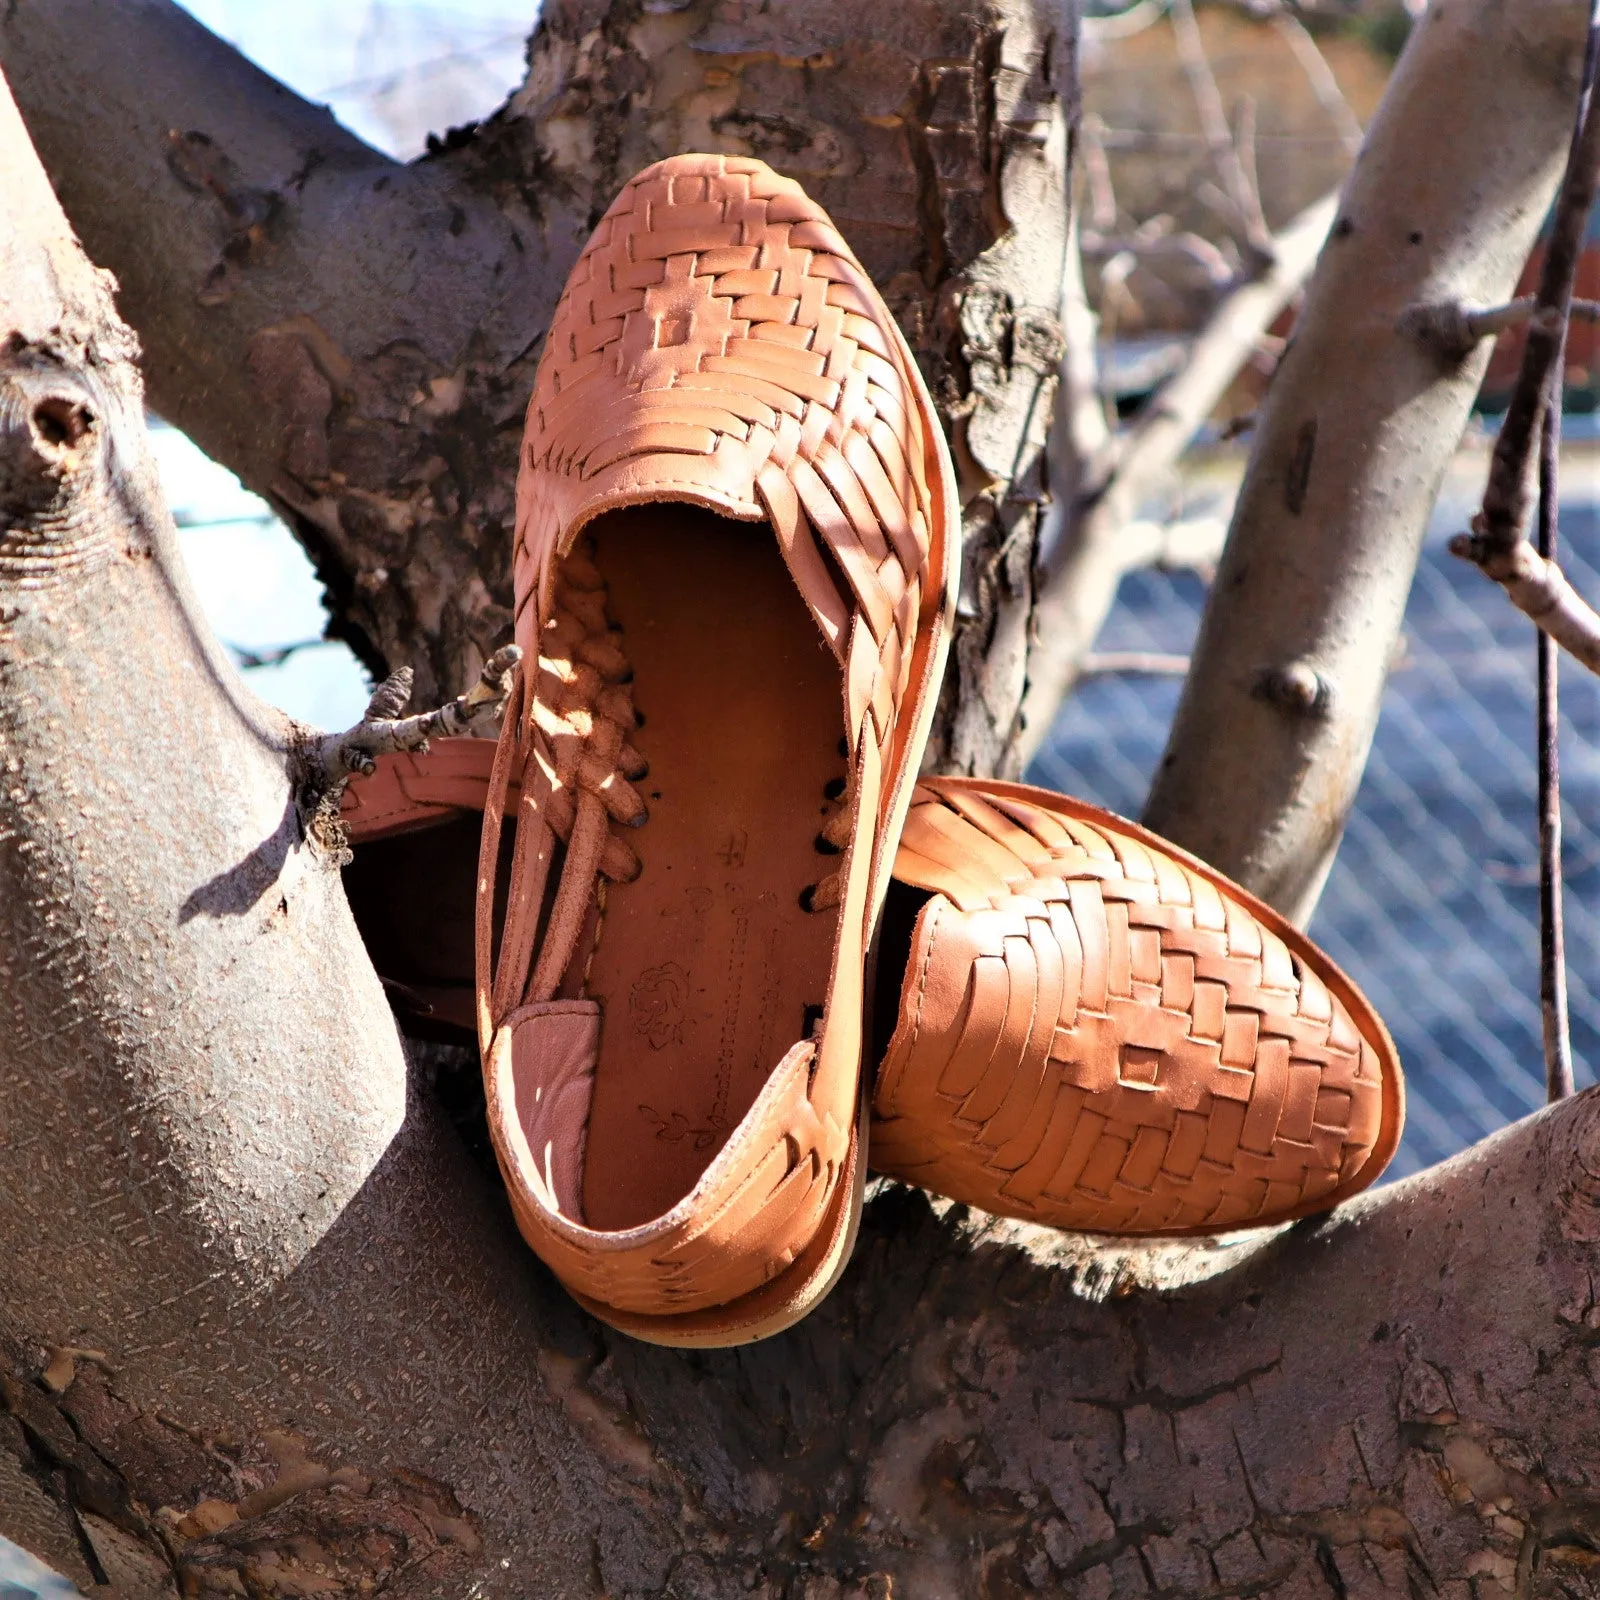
[1141,0,1587,923]
[1015,189,1340,770]
[2,5,1600,1599]
[0,0,1076,771]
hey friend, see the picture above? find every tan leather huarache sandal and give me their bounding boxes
[342,756,1401,1237]
[870,778,1404,1233]
[473,154,958,1345]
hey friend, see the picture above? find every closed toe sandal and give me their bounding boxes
[870,778,1404,1234]
[474,154,958,1345]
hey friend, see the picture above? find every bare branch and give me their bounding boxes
[1469,27,1600,566]
[1079,114,1121,234]
[1017,191,1337,766]
[1091,190,1333,535]
[1400,294,1600,357]
[1050,207,1114,536]
[1080,650,1192,675]
[0,0,558,706]
[1536,391,1575,1102]
[1443,531,1600,674]
[310,644,521,787]
[1447,5,1600,740]
[1271,11,1365,157]
[1233,94,1262,242]
[0,0,543,495]
[1142,0,1584,922]
[1168,0,1274,260]
[1092,125,1357,152]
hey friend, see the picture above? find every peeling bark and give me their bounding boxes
[0,0,1077,765]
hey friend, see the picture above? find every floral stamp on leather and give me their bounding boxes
[630,961,689,1049]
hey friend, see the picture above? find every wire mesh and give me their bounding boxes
[1029,449,1600,1179]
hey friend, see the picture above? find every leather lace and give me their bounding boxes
[477,546,647,1044]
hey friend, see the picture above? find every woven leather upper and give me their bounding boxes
[475,154,956,1333]
[873,779,1404,1233]
[514,155,943,808]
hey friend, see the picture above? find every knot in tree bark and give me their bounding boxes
[0,347,117,578]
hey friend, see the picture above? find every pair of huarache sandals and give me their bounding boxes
[339,155,1404,1347]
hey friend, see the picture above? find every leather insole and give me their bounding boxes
[579,506,844,1231]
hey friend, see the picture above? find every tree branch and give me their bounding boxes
[1469,14,1600,568]
[4,0,1080,787]
[1016,191,1336,766]
[9,23,1600,1598]
[1142,0,1588,924]
[1271,10,1365,158]
[1445,4,1600,702]
[1442,534,1600,672]
[1536,394,1575,1103]
[1401,293,1600,354]
[311,645,520,789]
[0,0,563,705]
[1168,0,1274,262]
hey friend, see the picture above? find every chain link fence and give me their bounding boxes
[1029,441,1600,1178]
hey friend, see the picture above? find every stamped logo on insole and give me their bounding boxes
[630,961,688,1050]
[630,885,797,1164]
[637,1104,729,1151]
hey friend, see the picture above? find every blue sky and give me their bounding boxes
[155,3,538,726]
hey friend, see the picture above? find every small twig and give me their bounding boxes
[311,643,522,788]
[1080,228,1234,283]
[1051,205,1114,533]
[1234,95,1262,244]
[1271,11,1364,158]
[1097,251,1138,428]
[1399,295,1600,358]
[1080,651,1192,676]
[1080,114,1120,235]
[1447,533,1600,675]
[1092,127,1356,152]
[1537,375,1575,1101]
[1169,0,1274,263]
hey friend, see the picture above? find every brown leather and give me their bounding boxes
[873,778,1404,1233]
[475,154,958,1345]
[338,740,514,1034]
[340,738,508,843]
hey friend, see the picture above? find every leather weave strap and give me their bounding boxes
[500,153,945,1019]
[873,779,1403,1234]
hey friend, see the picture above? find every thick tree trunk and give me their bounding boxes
[1,4,1599,1599]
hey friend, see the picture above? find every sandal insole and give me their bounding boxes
[579,506,845,1232]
